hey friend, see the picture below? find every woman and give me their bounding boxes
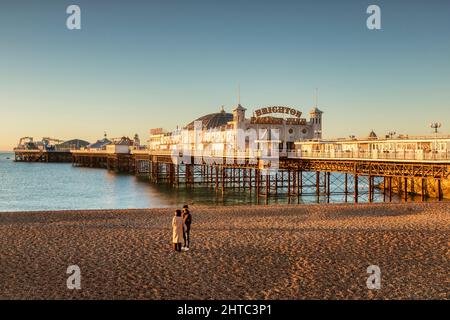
[172,209,184,252]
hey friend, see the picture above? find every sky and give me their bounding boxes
[1,0,449,150]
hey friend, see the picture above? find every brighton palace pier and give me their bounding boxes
[14,104,450,202]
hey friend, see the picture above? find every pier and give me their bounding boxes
[13,118,450,203]
[13,144,450,203]
[13,137,450,203]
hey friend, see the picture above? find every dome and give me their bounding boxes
[58,139,90,149]
[185,108,233,130]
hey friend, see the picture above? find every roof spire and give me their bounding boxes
[238,84,241,105]
[315,88,319,108]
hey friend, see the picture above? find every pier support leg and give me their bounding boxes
[404,177,408,202]
[389,177,393,202]
[437,179,443,201]
[274,173,278,196]
[221,167,225,195]
[256,169,260,203]
[421,178,426,202]
[299,170,303,196]
[326,172,331,203]
[354,174,359,203]
[316,171,320,198]
[398,177,402,197]
[288,170,291,199]
[215,166,219,192]
[344,173,348,203]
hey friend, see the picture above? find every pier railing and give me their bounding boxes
[146,149,450,162]
[290,150,450,162]
[113,148,450,163]
[148,149,264,159]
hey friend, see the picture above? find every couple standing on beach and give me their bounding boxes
[172,205,192,252]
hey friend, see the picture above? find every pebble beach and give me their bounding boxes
[0,202,448,300]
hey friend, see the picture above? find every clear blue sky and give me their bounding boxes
[1,0,449,150]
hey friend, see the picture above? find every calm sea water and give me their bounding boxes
[0,152,393,212]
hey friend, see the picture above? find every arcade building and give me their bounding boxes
[148,104,323,155]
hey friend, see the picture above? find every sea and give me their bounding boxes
[0,151,400,212]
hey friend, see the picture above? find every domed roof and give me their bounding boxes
[58,139,90,149]
[185,108,233,130]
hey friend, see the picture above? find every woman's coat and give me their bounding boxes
[172,216,185,243]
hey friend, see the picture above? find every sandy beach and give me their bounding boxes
[0,202,448,300]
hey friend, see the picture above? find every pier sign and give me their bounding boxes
[254,106,302,118]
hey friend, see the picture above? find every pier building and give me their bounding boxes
[294,134,450,161]
[148,104,323,155]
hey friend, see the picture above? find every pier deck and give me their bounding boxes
[14,150,72,163]
[13,147,449,202]
[68,149,450,203]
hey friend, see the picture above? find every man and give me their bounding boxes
[182,205,192,250]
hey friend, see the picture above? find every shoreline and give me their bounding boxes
[0,200,448,215]
[0,202,449,299]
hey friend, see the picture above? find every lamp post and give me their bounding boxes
[387,131,396,159]
[430,122,441,159]
[387,131,396,139]
[430,122,441,134]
